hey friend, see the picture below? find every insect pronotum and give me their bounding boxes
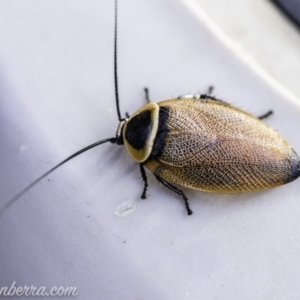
[1,0,299,217]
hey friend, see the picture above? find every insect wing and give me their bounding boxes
[145,98,299,193]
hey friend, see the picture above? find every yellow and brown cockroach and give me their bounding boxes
[1,0,299,217]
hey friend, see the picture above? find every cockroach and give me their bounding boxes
[1,0,299,217]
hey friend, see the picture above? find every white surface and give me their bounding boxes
[195,0,300,99]
[1,0,300,299]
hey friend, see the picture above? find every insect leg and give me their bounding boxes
[154,174,193,215]
[144,88,151,103]
[199,86,272,120]
[125,112,130,118]
[207,86,214,95]
[199,86,224,102]
[199,93,222,102]
[140,164,148,199]
[199,86,214,98]
[258,110,273,120]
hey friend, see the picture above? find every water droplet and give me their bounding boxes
[114,199,136,216]
[106,107,113,116]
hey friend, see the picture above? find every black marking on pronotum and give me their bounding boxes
[125,110,152,150]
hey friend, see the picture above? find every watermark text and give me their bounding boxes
[0,281,78,297]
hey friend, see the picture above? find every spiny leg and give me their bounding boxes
[207,85,214,95]
[258,110,273,120]
[198,86,272,119]
[144,88,151,103]
[154,174,193,215]
[200,86,218,100]
[140,164,148,199]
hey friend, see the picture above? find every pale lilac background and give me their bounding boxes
[1,0,300,299]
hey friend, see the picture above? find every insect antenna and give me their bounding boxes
[114,0,122,121]
[0,137,117,218]
[0,0,123,218]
